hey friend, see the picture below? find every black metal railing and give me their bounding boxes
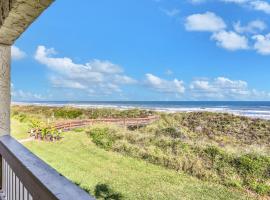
[0,135,95,200]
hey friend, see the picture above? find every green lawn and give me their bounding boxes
[11,118,30,140]
[10,119,255,200]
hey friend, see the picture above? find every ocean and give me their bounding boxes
[13,101,270,120]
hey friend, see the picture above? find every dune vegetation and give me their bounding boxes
[11,105,270,199]
[12,105,154,120]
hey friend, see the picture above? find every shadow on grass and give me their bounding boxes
[74,181,123,200]
[94,183,123,200]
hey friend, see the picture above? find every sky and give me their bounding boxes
[11,0,270,101]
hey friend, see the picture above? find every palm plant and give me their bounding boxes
[29,119,43,139]
[41,127,50,140]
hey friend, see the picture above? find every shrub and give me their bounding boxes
[255,183,270,196]
[17,113,27,122]
[12,110,19,117]
[234,154,270,183]
[86,123,270,196]
[73,128,84,132]
[29,119,62,141]
[30,119,43,129]
[41,127,51,140]
[157,127,185,139]
[54,108,83,119]
[51,127,62,140]
[204,146,226,165]
[88,126,118,150]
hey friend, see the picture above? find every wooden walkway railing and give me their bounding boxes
[52,115,159,132]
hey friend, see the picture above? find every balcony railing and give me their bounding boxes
[0,135,95,200]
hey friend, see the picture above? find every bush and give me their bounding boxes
[86,123,270,196]
[14,113,28,122]
[255,183,270,196]
[234,154,270,186]
[204,146,226,165]
[54,108,83,119]
[88,126,118,150]
[29,119,62,141]
[157,127,185,139]
[30,118,43,129]
[11,110,19,117]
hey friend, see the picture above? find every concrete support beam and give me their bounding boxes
[0,45,10,136]
[0,0,54,45]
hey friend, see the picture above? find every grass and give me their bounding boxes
[10,105,270,199]
[21,130,254,200]
[11,118,30,140]
[87,124,270,196]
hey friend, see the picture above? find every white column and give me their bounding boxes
[0,45,11,136]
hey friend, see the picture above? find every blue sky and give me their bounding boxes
[11,0,270,101]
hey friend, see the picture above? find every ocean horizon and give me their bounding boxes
[12,101,270,120]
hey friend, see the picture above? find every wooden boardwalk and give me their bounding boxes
[53,115,159,131]
[30,116,159,136]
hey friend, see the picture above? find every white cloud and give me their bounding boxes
[185,12,226,32]
[190,80,212,91]
[211,30,249,50]
[34,45,137,95]
[189,77,269,100]
[233,20,266,34]
[11,46,26,60]
[160,8,180,17]
[222,0,270,14]
[222,0,249,3]
[215,77,248,90]
[250,0,270,14]
[165,69,173,75]
[12,84,43,101]
[49,76,87,89]
[252,33,270,55]
[185,2,270,55]
[145,73,185,94]
[189,0,206,4]
[191,0,270,14]
[114,74,136,84]
[32,48,270,100]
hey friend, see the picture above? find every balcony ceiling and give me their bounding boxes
[0,0,54,45]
